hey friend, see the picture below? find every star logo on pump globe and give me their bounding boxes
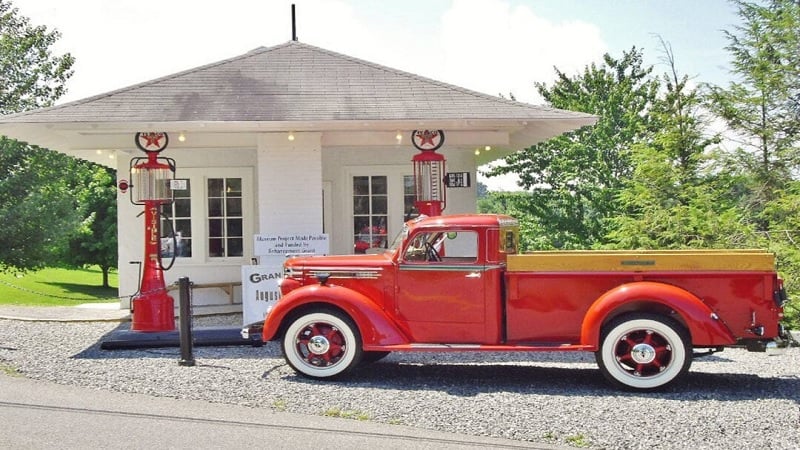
[135,132,169,153]
[412,130,445,151]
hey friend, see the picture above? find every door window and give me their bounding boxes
[353,176,388,253]
[208,177,243,258]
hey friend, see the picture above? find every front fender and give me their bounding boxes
[262,284,409,348]
[580,281,737,349]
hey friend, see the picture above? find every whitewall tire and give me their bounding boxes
[282,309,362,379]
[596,313,692,391]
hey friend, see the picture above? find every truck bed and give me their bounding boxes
[507,249,775,272]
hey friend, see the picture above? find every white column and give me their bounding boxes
[256,132,324,235]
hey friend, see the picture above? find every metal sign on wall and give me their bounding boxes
[445,172,471,188]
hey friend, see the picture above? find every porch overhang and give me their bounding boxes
[0,115,595,167]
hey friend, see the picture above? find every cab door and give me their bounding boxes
[393,230,486,343]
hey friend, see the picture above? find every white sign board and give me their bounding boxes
[254,233,329,256]
[242,264,283,326]
[243,233,329,325]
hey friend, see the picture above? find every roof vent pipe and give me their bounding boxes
[291,4,298,41]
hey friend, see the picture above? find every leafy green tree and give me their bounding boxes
[486,48,659,248]
[0,144,82,271]
[0,0,74,114]
[478,191,550,250]
[61,166,118,287]
[0,0,76,272]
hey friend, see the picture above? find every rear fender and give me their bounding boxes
[580,281,737,349]
[262,284,409,348]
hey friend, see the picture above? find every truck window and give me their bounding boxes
[403,231,477,263]
[502,229,518,254]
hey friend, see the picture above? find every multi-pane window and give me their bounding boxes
[160,179,192,258]
[353,176,388,253]
[208,178,243,257]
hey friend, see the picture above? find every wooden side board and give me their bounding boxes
[506,250,776,272]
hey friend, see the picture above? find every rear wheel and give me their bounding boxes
[282,309,362,379]
[596,313,691,391]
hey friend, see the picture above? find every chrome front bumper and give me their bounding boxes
[240,322,264,340]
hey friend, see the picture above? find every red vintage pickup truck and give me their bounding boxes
[246,214,791,390]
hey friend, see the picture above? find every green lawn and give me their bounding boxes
[0,266,119,306]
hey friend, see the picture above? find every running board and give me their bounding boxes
[375,343,595,352]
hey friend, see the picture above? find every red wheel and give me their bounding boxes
[596,313,691,390]
[282,309,362,379]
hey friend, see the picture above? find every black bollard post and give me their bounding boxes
[178,277,195,367]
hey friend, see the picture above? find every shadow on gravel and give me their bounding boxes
[74,323,800,404]
[283,360,800,403]
[71,322,277,361]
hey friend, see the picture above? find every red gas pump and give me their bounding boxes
[411,130,446,217]
[127,132,176,332]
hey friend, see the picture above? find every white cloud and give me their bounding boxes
[438,0,607,104]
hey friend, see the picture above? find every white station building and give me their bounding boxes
[0,41,595,311]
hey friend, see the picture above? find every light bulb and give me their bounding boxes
[178,132,186,142]
[474,148,481,156]
[288,132,295,141]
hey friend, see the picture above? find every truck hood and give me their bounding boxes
[285,252,395,272]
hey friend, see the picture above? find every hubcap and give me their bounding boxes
[630,343,656,364]
[307,335,330,355]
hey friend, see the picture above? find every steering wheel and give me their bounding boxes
[424,242,441,261]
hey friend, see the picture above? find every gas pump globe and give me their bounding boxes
[411,130,446,217]
[128,132,176,332]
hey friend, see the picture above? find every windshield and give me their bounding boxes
[388,224,409,252]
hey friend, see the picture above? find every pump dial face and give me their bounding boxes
[411,130,445,151]
[135,132,169,153]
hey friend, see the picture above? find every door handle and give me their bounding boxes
[465,272,481,278]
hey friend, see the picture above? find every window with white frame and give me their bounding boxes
[345,167,415,255]
[160,179,192,258]
[157,168,252,263]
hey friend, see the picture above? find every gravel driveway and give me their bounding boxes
[1,316,798,449]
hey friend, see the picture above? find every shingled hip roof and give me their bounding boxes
[0,40,596,125]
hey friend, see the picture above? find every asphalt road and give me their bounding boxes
[0,373,556,450]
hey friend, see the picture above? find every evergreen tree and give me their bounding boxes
[608,39,752,249]
[705,0,800,230]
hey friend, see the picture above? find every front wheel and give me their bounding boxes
[282,309,362,379]
[596,313,691,391]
